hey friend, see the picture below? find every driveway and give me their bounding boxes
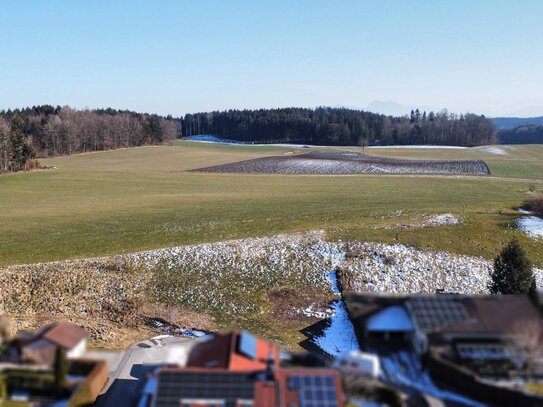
[93,336,196,407]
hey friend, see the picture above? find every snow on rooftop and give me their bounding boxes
[367,306,414,332]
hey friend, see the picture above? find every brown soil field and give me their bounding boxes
[193,151,490,175]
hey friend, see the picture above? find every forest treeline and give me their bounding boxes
[0,105,178,173]
[181,107,496,147]
[497,125,543,144]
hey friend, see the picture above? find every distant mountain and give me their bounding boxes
[491,116,543,129]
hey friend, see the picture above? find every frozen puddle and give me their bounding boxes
[517,209,543,239]
[152,319,208,338]
[306,269,360,357]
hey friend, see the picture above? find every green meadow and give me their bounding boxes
[1,141,541,267]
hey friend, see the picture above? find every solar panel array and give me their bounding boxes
[456,343,509,360]
[180,401,225,407]
[406,296,469,332]
[288,375,339,407]
[238,330,258,360]
[156,371,255,407]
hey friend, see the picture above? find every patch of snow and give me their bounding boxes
[151,335,172,340]
[517,209,543,239]
[380,351,486,406]
[296,304,334,319]
[367,306,413,331]
[184,135,314,148]
[425,213,461,226]
[313,299,360,357]
[341,242,492,294]
[477,146,507,155]
[368,145,468,149]
[378,213,462,230]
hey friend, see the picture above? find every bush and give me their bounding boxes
[523,197,543,217]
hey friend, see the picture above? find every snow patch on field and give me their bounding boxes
[517,209,543,239]
[380,351,486,406]
[368,145,467,149]
[184,135,313,148]
[425,213,461,226]
[340,242,543,293]
[124,232,337,315]
[477,146,508,155]
[377,213,462,230]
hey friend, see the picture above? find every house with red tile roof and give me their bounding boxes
[146,331,344,407]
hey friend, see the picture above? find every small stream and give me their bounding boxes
[303,268,360,357]
[517,208,543,238]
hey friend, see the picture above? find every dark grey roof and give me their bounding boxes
[406,296,469,332]
[288,375,340,407]
[155,371,255,407]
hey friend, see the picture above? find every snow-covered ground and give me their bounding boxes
[124,232,336,315]
[311,270,360,357]
[476,146,509,155]
[377,213,462,230]
[152,319,207,338]
[368,145,467,149]
[380,350,486,406]
[340,242,543,294]
[517,209,543,239]
[184,135,313,148]
[425,213,462,226]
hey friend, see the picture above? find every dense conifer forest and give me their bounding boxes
[497,125,543,144]
[181,107,496,147]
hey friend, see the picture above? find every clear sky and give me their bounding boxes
[1,0,543,117]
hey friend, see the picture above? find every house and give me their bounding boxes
[146,331,344,407]
[1,321,107,406]
[13,320,88,365]
[347,293,541,358]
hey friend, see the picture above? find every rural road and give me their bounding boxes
[93,336,195,407]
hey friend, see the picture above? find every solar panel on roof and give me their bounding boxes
[406,296,469,332]
[288,375,339,407]
[238,330,258,360]
[155,371,255,407]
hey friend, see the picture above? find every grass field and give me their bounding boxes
[0,141,542,267]
[364,144,543,180]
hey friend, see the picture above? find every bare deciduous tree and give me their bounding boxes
[508,319,543,378]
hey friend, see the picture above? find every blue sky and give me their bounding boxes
[1,0,543,116]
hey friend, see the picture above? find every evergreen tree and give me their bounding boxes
[489,238,534,294]
[8,115,34,171]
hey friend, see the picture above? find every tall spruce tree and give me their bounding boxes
[489,238,534,294]
[8,115,34,171]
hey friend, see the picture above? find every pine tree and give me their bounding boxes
[489,238,534,294]
[8,115,35,171]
